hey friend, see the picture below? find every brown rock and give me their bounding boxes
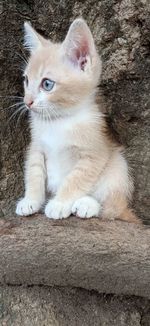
[0,286,149,326]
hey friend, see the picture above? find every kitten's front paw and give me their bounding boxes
[45,199,72,219]
[16,198,41,216]
[72,196,101,218]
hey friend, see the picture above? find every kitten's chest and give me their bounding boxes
[36,120,74,193]
[40,123,67,153]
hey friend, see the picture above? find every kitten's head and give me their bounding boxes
[23,18,102,119]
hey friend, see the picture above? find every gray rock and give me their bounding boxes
[0,286,149,326]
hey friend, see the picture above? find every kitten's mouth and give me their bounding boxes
[27,106,60,121]
[29,107,38,113]
[26,106,39,114]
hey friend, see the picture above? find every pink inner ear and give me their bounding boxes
[72,40,89,71]
[78,56,88,71]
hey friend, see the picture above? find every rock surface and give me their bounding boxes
[0,216,150,298]
[0,215,149,325]
[0,0,150,223]
[0,286,150,326]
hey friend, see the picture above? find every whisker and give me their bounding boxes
[6,105,26,125]
[45,107,52,121]
[14,65,26,73]
[16,52,28,66]
[0,96,23,100]
[1,101,24,112]
[18,43,28,62]
[16,107,28,128]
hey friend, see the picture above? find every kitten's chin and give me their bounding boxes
[29,107,62,121]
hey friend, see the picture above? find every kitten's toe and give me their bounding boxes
[16,198,41,216]
[45,200,63,219]
[72,196,101,218]
[45,199,72,219]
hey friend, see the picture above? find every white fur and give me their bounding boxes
[45,198,73,219]
[16,198,41,216]
[16,102,131,219]
[72,196,101,218]
[31,102,97,194]
[17,99,105,218]
[24,22,41,52]
[30,109,131,203]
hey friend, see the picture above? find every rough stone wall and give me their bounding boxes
[0,286,150,326]
[0,0,150,223]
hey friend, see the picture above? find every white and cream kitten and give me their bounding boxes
[16,18,140,223]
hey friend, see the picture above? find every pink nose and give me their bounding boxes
[27,100,33,108]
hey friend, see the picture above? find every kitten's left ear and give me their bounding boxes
[24,22,47,52]
[62,18,97,71]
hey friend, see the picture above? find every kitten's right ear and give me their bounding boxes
[24,22,46,52]
[62,18,97,71]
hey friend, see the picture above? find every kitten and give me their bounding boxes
[16,18,140,223]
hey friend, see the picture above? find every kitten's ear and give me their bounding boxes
[62,18,97,71]
[24,22,46,52]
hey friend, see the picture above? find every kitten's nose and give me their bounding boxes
[27,100,33,108]
[24,97,34,108]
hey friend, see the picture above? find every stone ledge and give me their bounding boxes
[0,215,149,298]
[1,286,149,326]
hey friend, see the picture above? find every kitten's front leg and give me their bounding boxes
[45,155,103,219]
[16,145,46,216]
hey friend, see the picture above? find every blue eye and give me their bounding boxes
[41,78,55,91]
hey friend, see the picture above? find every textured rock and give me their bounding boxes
[0,286,150,326]
[0,216,150,299]
[0,0,150,223]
